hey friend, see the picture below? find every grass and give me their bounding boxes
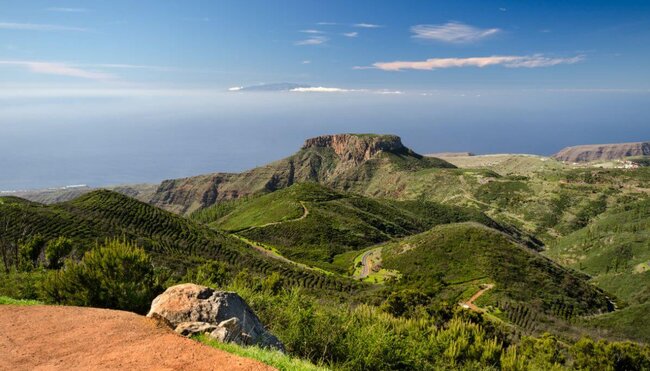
[582,302,650,343]
[0,295,42,305]
[195,334,329,371]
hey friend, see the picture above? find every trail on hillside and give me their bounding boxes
[0,305,273,371]
[228,201,336,275]
[460,284,495,313]
[236,201,310,234]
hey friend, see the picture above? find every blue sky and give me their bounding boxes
[1,1,649,189]
[2,0,649,89]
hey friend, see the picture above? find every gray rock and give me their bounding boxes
[174,321,218,337]
[147,283,284,351]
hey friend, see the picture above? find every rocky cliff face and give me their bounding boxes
[302,134,408,163]
[552,141,650,163]
[149,134,453,214]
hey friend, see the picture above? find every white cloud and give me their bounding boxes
[353,23,382,28]
[228,86,243,91]
[302,60,311,64]
[300,29,323,34]
[0,60,114,80]
[0,22,87,32]
[342,32,358,38]
[375,90,404,95]
[295,36,328,46]
[290,86,354,93]
[317,22,337,26]
[411,22,500,43]
[46,7,88,13]
[368,55,584,71]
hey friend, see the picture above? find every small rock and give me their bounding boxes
[175,321,218,337]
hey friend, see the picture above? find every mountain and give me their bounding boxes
[553,141,650,163]
[150,134,455,214]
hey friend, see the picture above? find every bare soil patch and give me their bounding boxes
[0,305,274,371]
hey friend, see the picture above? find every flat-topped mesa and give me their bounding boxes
[302,134,409,163]
[553,141,650,163]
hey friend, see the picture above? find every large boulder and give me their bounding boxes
[147,283,284,351]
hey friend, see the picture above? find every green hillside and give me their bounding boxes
[548,198,650,304]
[193,183,538,273]
[547,198,650,342]
[0,190,356,294]
[380,223,613,328]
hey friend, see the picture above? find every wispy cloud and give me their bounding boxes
[302,60,311,64]
[411,22,500,43]
[362,55,584,71]
[290,86,355,93]
[46,7,88,13]
[342,32,358,38]
[295,36,328,46]
[0,22,87,32]
[0,61,114,80]
[353,23,382,28]
[317,22,337,26]
[300,29,323,34]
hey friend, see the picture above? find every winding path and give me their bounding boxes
[238,201,309,233]
[460,284,495,313]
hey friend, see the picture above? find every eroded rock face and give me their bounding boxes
[302,134,406,164]
[147,283,284,351]
[553,141,650,163]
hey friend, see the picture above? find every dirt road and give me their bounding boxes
[461,284,495,313]
[359,250,374,279]
[0,305,274,371]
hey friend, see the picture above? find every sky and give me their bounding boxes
[1,1,650,189]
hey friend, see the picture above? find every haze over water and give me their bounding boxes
[2,90,649,190]
[1,0,649,189]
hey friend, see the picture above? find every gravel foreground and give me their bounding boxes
[0,305,275,371]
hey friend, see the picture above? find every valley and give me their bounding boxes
[2,133,650,370]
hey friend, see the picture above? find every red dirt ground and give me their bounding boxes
[0,305,275,371]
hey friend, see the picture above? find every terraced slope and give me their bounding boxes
[0,190,356,293]
[192,183,539,273]
[547,198,650,341]
[380,223,613,330]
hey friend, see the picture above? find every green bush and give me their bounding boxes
[182,259,229,287]
[45,237,73,269]
[43,240,158,314]
[18,234,46,271]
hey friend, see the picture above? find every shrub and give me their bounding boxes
[43,240,158,314]
[18,234,46,271]
[182,260,229,287]
[45,237,73,269]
